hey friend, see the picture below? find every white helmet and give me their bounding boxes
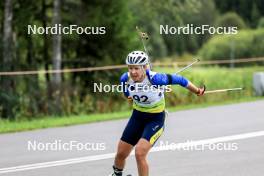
[126,51,149,65]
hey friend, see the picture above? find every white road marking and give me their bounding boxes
[0,130,264,174]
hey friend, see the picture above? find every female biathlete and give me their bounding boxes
[109,51,205,176]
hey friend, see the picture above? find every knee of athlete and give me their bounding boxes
[116,151,128,161]
[135,146,147,160]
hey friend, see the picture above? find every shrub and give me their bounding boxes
[198,29,264,61]
[215,12,247,29]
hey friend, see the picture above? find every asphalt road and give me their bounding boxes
[0,100,264,176]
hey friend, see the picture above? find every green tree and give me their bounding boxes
[1,0,16,119]
[51,0,62,114]
[257,17,264,28]
[214,0,264,27]
[129,0,217,57]
[251,2,261,27]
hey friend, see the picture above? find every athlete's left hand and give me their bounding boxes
[197,85,206,96]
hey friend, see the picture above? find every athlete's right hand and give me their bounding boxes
[127,96,133,102]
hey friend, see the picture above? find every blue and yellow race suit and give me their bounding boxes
[120,69,189,146]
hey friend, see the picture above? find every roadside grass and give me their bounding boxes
[0,96,263,134]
